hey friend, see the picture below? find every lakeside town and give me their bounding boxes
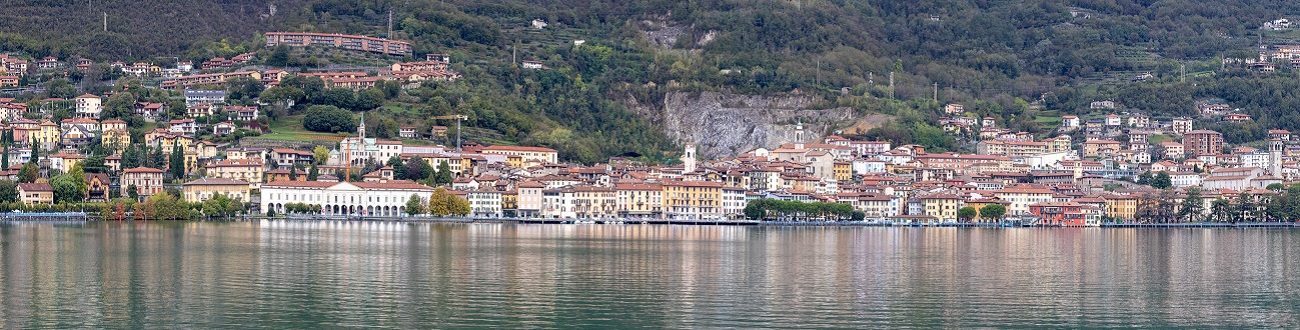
[1,32,1299,226]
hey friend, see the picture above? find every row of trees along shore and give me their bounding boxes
[1135,183,1300,223]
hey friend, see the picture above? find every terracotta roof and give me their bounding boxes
[183,178,250,186]
[263,181,337,188]
[18,183,53,192]
[351,180,435,190]
[482,145,558,153]
[123,166,164,173]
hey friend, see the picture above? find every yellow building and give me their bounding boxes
[663,180,722,219]
[31,120,60,150]
[182,178,252,203]
[616,183,662,218]
[17,183,54,205]
[833,161,852,182]
[1104,195,1139,220]
[501,191,518,212]
[573,186,617,218]
[102,129,131,150]
[919,193,964,222]
[505,154,524,168]
[481,145,558,167]
[205,159,265,188]
[192,141,220,159]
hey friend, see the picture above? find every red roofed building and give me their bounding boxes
[482,145,558,166]
[121,167,165,198]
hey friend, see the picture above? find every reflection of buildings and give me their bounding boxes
[1,223,1293,327]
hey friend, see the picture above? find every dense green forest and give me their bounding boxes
[6,0,1300,161]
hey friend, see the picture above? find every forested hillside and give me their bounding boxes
[5,0,1300,161]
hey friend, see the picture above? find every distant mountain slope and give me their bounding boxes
[4,0,1300,160]
[0,0,306,60]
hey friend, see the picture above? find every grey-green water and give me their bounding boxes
[2,221,1299,328]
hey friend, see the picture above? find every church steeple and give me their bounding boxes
[358,112,366,140]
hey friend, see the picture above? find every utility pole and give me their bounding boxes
[888,72,894,100]
[1181,62,1186,83]
[103,13,107,32]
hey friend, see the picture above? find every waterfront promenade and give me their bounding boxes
[7,213,1299,228]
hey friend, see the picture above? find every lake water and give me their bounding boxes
[2,221,1299,328]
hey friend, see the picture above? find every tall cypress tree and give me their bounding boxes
[168,141,185,180]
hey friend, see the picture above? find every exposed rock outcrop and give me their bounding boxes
[657,91,862,158]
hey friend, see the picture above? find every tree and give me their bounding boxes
[355,87,385,110]
[1267,183,1286,192]
[405,194,425,216]
[121,145,141,169]
[102,92,137,120]
[127,184,140,201]
[1152,171,1172,189]
[225,77,266,103]
[449,195,471,216]
[307,164,320,181]
[0,180,17,203]
[428,187,454,216]
[2,143,8,170]
[81,154,107,173]
[17,163,37,183]
[979,204,1007,221]
[1137,171,1154,186]
[150,144,165,169]
[407,157,431,182]
[143,192,192,220]
[51,175,83,203]
[388,156,407,180]
[744,199,767,220]
[267,44,291,67]
[958,206,978,223]
[1179,187,1204,223]
[434,161,453,185]
[302,105,357,133]
[168,141,185,180]
[313,145,331,164]
[202,194,244,218]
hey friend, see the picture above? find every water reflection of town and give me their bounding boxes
[0,222,1298,327]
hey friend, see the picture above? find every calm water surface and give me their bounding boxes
[1,221,1299,328]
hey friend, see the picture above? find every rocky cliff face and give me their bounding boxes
[652,91,860,159]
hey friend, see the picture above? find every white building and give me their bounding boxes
[184,89,226,106]
[1201,175,1252,191]
[467,190,503,217]
[721,187,746,218]
[542,188,576,218]
[852,158,887,175]
[260,180,435,216]
[74,94,101,118]
[1239,152,1271,170]
[1169,172,1203,188]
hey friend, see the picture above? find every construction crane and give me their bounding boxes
[430,114,468,151]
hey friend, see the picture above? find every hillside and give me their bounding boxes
[5,0,1300,161]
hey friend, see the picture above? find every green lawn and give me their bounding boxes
[1148,134,1170,145]
[263,115,345,142]
[1034,115,1062,126]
